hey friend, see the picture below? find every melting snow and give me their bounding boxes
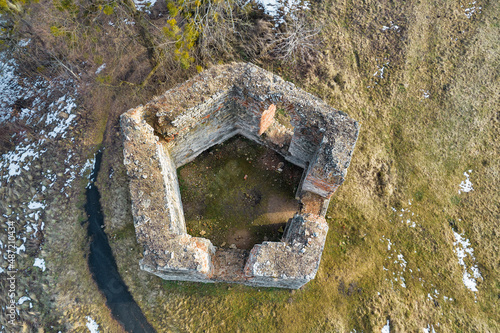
[453,232,482,292]
[381,237,410,289]
[0,49,83,280]
[258,0,310,22]
[16,243,26,254]
[28,200,45,210]
[0,54,78,186]
[85,316,100,333]
[18,39,31,47]
[133,0,157,12]
[381,319,390,333]
[0,143,46,181]
[426,288,441,303]
[381,21,400,32]
[382,235,393,250]
[81,155,97,188]
[95,63,106,74]
[18,296,31,305]
[0,54,23,123]
[373,59,390,80]
[423,324,436,333]
[458,170,473,194]
[33,258,46,271]
[462,1,482,19]
[390,201,418,228]
[393,253,408,288]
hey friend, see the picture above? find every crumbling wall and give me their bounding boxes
[288,125,322,168]
[243,214,328,289]
[156,142,185,233]
[121,107,216,282]
[121,107,182,236]
[161,91,239,167]
[121,62,360,289]
[302,112,360,198]
[140,234,216,283]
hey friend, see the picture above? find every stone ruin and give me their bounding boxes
[120,63,359,289]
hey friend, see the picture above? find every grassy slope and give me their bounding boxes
[32,103,125,332]
[95,0,499,332]
[0,75,123,331]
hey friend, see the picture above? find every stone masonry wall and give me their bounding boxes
[162,91,238,167]
[243,214,329,289]
[121,63,359,289]
[121,107,216,281]
[156,142,185,233]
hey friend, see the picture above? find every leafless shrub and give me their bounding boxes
[271,12,321,63]
[272,8,321,63]
[234,1,322,65]
[237,18,275,63]
[194,0,246,62]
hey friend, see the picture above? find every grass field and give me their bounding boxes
[99,1,499,331]
[1,0,498,331]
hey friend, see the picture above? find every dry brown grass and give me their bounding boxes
[98,0,499,332]
[4,0,498,331]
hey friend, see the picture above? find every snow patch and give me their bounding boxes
[390,200,418,228]
[18,296,31,305]
[28,200,45,210]
[80,155,97,188]
[95,63,106,74]
[0,143,47,182]
[16,242,26,254]
[258,0,310,23]
[458,170,473,194]
[0,53,78,187]
[85,316,100,333]
[0,49,84,277]
[0,55,23,123]
[371,59,390,84]
[34,258,46,272]
[453,231,482,292]
[381,235,392,251]
[381,319,390,333]
[381,236,411,289]
[18,39,31,47]
[462,1,482,19]
[423,324,436,333]
[133,0,157,13]
[381,21,400,32]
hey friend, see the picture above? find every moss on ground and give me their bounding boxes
[178,136,302,249]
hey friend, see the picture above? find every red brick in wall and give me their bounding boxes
[258,104,276,135]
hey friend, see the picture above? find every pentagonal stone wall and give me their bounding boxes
[120,62,359,289]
